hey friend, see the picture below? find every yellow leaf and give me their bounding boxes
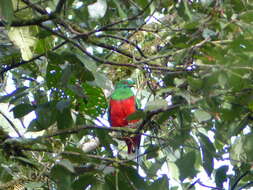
[8,27,36,60]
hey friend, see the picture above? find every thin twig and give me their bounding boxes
[188,179,223,190]
[0,14,56,27]
[89,40,138,60]
[0,110,22,137]
[136,104,182,133]
[231,171,250,190]
[21,0,48,15]
[102,27,157,33]
[239,181,253,190]
[96,34,147,58]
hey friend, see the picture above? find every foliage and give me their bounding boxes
[0,0,253,189]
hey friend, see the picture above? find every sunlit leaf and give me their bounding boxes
[145,99,168,111]
[194,109,212,122]
[8,27,37,61]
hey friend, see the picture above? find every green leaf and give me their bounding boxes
[120,165,148,189]
[56,99,71,112]
[136,0,149,8]
[231,134,253,164]
[143,157,166,177]
[0,87,28,103]
[27,102,57,131]
[11,103,34,118]
[218,73,228,89]
[27,119,41,132]
[93,72,113,91]
[68,84,87,98]
[202,28,216,39]
[95,128,114,153]
[60,65,72,87]
[194,109,211,122]
[126,110,146,121]
[187,76,203,90]
[15,156,38,167]
[0,166,13,183]
[199,133,215,176]
[76,53,97,72]
[51,164,73,190]
[76,53,112,90]
[57,107,73,130]
[167,162,180,181]
[239,10,253,22]
[215,165,228,188]
[113,0,127,19]
[148,175,170,190]
[58,159,75,173]
[24,182,44,189]
[9,92,29,104]
[175,151,197,181]
[145,144,159,159]
[0,0,14,24]
[46,52,64,88]
[145,99,168,111]
[72,175,98,190]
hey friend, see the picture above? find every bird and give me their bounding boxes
[108,80,141,154]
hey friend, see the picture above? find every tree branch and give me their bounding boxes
[231,171,250,190]
[239,181,253,190]
[21,0,48,15]
[102,27,157,33]
[0,110,22,137]
[0,14,56,27]
[36,125,136,140]
[96,34,147,58]
[88,40,139,60]
[136,104,182,133]
[188,179,223,190]
[40,24,188,72]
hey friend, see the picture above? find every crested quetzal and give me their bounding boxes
[108,80,141,154]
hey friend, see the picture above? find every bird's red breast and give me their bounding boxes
[109,96,140,154]
[109,96,138,127]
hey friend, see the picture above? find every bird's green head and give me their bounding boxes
[115,80,135,89]
[111,80,135,100]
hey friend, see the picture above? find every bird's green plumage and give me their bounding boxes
[111,80,135,100]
